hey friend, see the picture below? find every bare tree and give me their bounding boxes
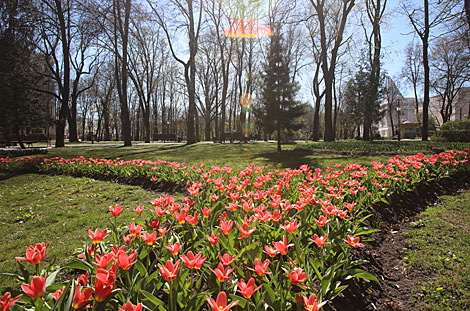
[148,0,203,145]
[34,0,74,147]
[430,36,470,124]
[309,0,356,141]
[402,0,462,140]
[205,0,233,142]
[401,41,422,121]
[127,7,162,143]
[361,0,387,141]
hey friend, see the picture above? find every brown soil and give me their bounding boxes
[325,172,470,311]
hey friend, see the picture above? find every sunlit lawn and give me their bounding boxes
[44,141,394,171]
[0,173,157,292]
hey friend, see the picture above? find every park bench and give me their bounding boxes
[1,133,51,147]
[153,133,177,142]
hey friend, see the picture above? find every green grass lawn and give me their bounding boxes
[0,173,158,292]
[43,141,395,171]
[404,190,470,310]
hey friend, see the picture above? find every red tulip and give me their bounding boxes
[117,250,138,270]
[303,294,327,311]
[96,262,117,285]
[76,271,89,286]
[72,283,93,309]
[141,231,160,246]
[206,233,220,245]
[148,218,160,229]
[186,212,198,226]
[0,292,22,311]
[313,216,330,227]
[271,210,285,222]
[285,268,308,287]
[119,301,143,311]
[248,258,272,276]
[109,204,123,217]
[218,253,236,266]
[209,263,233,282]
[128,223,143,237]
[345,235,364,248]
[237,278,262,299]
[312,234,330,248]
[180,251,207,269]
[135,205,144,215]
[237,222,256,239]
[94,279,113,303]
[202,206,212,218]
[15,242,51,265]
[88,228,108,244]
[218,219,233,235]
[158,227,168,236]
[281,219,299,234]
[165,241,183,255]
[205,292,239,311]
[51,286,64,302]
[94,252,115,269]
[264,245,279,257]
[273,235,294,255]
[173,209,187,224]
[158,259,181,281]
[21,275,46,298]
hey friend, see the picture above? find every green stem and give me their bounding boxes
[35,264,40,277]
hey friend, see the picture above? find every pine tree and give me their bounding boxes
[257,32,305,152]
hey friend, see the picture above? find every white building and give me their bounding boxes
[377,78,420,138]
[429,87,470,127]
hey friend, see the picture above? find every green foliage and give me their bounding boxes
[343,54,385,140]
[433,120,470,142]
[256,32,306,146]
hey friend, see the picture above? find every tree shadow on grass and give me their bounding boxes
[111,144,187,159]
[256,149,320,169]
[0,173,16,182]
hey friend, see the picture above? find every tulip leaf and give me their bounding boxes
[263,282,280,310]
[347,268,380,284]
[140,290,166,311]
[229,294,246,308]
[45,268,63,288]
[67,257,93,271]
[135,261,148,277]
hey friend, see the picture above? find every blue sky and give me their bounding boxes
[381,0,417,97]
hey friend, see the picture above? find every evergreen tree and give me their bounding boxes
[257,32,305,152]
[343,56,384,141]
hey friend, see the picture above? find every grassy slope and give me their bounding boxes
[404,190,470,310]
[0,173,157,292]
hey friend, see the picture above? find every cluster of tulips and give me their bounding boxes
[0,149,469,310]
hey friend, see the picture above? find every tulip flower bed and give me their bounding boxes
[0,150,469,311]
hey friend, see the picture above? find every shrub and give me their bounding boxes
[433,120,470,142]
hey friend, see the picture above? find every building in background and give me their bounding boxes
[429,87,470,127]
[377,77,420,139]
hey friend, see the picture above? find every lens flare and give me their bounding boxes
[222,0,273,38]
[224,19,273,38]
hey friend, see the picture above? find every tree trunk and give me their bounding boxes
[422,0,429,141]
[54,0,70,148]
